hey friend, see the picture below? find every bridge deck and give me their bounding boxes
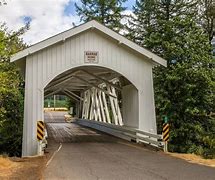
[45,111,117,143]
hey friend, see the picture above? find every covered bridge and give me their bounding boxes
[11,20,167,156]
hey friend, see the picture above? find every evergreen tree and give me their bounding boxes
[129,0,215,158]
[75,0,127,32]
[198,0,215,43]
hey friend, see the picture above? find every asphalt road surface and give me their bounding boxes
[44,111,215,180]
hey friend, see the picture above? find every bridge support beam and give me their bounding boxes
[138,69,157,134]
[22,87,44,157]
[82,82,123,126]
[122,84,138,128]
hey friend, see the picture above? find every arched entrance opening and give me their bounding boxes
[44,65,138,128]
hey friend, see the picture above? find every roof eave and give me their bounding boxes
[10,20,96,62]
[10,20,167,67]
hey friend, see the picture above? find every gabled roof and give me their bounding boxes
[10,20,167,67]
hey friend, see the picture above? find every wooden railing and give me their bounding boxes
[77,119,164,148]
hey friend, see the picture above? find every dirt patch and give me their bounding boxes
[0,156,19,177]
[168,153,215,168]
[0,155,46,180]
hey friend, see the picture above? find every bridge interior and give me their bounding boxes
[44,111,117,143]
[44,66,136,127]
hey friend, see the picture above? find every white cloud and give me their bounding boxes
[121,10,135,26]
[0,0,80,45]
[120,10,135,35]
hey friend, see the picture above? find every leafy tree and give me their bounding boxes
[0,24,27,62]
[75,0,127,32]
[129,0,215,158]
[0,24,27,156]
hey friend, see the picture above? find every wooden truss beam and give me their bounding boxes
[63,91,80,102]
[46,70,79,88]
[44,89,61,98]
[64,89,83,101]
[74,75,117,99]
[79,69,122,91]
[81,84,123,126]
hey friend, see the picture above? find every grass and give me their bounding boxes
[44,99,68,108]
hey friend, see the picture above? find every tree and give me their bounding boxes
[128,0,199,50]
[75,0,127,32]
[0,24,27,62]
[129,0,215,158]
[198,0,215,43]
[0,24,27,156]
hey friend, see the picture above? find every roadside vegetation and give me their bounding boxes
[44,95,69,108]
[126,0,215,158]
[0,24,28,156]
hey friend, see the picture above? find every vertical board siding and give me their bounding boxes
[73,37,78,65]
[51,46,57,76]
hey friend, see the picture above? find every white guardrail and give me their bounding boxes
[76,119,164,148]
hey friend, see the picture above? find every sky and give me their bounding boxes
[0,0,135,45]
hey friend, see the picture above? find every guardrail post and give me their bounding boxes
[162,118,169,152]
[37,121,45,155]
[164,142,168,152]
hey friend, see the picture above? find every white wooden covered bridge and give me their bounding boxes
[11,20,166,156]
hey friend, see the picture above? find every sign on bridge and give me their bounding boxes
[37,121,44,141]
[84,51,99,63]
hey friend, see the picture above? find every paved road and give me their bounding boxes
[44,111,215,180]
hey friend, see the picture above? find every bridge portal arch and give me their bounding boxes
[11,20,166,156]
[44,65,138,126]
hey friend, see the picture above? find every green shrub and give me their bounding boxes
[0,24,27,157]
[0,63,24,156]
